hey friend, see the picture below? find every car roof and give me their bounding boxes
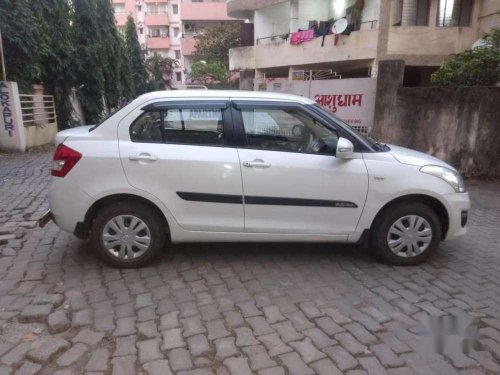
[137,90,316,105]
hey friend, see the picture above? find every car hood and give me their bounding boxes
[55,125,94,146]
[388,144,455,170]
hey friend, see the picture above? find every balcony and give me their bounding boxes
[144,13,169,25]
[180,2,234,21]
[229,30,378,71]
[147,37,171,49]
[181,37,196,56]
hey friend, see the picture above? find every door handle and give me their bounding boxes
[129,153,158,162]
[243,159,271,168]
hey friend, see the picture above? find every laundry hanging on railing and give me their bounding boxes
[290,29,315,45]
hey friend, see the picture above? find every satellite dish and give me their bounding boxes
[332,18,348,34]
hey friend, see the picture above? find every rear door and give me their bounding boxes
[118,99,244,232]
[232,101,369,235]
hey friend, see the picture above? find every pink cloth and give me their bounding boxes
[290,29,315,45]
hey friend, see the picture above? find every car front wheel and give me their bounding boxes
[91,201,167,268]
[371,202,442,265]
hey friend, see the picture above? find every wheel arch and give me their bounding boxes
[75,193,171,240]
[370,194,449,240]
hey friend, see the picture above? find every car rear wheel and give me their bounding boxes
[91,201,167,268]
[371,202,442,265]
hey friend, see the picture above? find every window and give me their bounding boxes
[437,0,472,27]
[130,111,163,143]
[392,0,430,26]
[173,27,180,37]
[176,72,182,81]
[149,27,169,37]
[130,108,225,146]
[172,4,178,15]
[137,5,141,11]
[240,108,338,154]
[114,4,125,13]
[147,3,168,14]
[175,50,181,59]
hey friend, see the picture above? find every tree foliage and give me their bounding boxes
[191,61,228,85]
[125,16,148,97]
[145,53,179,90]
[0,0,142,128]
[192,23,240,65]
[73,0,106,124]
[190,22,240,86]
[431,28,500,87]
[96,0,124,110]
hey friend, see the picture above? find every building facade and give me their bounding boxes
[228,0,500,87]
[112,0,236,84]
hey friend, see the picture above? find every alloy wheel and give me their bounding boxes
[102,215,151,259]
[386,215,433,258]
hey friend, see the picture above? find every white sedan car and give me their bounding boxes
[41,90,470,268]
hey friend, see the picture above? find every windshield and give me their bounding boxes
[313,104,388,152]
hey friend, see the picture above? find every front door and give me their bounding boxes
[233,102,369,235]
[118,99,244,232]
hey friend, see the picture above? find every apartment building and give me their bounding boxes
[112,0,235,84]
[228,0,500,87]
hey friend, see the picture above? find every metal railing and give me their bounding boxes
[19,94,57,127]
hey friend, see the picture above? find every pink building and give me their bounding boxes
[112,0,237,85]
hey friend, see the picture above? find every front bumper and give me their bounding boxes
[442,192,470,241]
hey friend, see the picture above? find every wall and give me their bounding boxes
[478,0,500,34]
[372,60,500,179]
[254,2,291,41]
[25,123,58,149]
[298,0,332,29]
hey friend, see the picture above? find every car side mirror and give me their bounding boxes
[336,137,354,158]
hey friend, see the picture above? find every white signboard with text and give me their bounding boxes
[265,78,377,134]
[0,81,26,152]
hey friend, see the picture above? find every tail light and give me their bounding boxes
[52,144,82,177]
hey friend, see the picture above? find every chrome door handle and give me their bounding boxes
[129,153,158,162]
[243,160,271,168]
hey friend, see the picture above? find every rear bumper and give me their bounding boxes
[48,178,95,234]
[38,210,54,228]
[442,192,470,241]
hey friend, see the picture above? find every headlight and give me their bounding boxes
[420,165,466,193]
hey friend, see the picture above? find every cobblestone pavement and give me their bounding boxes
[0,151,500,375]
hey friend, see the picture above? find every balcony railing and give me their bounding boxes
[146,37,171,49]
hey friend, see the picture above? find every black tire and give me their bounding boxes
[371,202,442,266]
[90,201,167,268]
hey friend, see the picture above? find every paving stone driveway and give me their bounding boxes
[0,151,500,375]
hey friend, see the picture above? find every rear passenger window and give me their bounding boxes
[130,108,224,146]
[164,109,223,146]
[130,111,163,143]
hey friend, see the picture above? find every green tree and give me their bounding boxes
[40,0,76,129]
[431,28,500,86]
[96,0,124,110]
[145,53,179,90]
[192,23,240,65]
[125,16,148,96]
[0,0,76,128]
[0,0,49,90]
[73,0,105,123]
[191,61,228,85]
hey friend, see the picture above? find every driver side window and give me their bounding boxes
[240,107,338,154]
